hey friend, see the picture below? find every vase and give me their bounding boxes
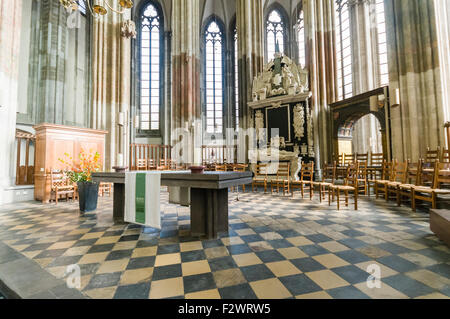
[189,166,205,174]
[77,182,99,213]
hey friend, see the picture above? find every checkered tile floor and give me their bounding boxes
[0,189,449,299]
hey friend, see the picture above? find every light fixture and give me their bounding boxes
[60,0,133,18]
[390,88,401,107]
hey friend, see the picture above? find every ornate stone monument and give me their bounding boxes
[248,50,313,181]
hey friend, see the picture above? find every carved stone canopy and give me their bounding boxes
[252,53,309,102]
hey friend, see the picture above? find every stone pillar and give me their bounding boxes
[349,0,375,93]
[37,0,68,124]
[236,0,264,161]
[304,0,337,175]
[0,0,23,203]
[91,1,132,170]
[385,0,447,161]
[434,0,450,127]
[171,0,201,165]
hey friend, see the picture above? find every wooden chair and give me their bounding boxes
[157,159,172,171]
[292,162,314,199]
[344,153,355,166]
[232,164,248,192]
[214,164,228,172]
[412,161,450,211]
[370,153,384,167]
[329,162,358,210]
[136,159,148,171]
[50,170,76,204]
[252,164,268,193]
[385,160,409,202]
[271,162,291,196]
[375,161,394,199]
[312,162,336,203]
[442,149,449,163]
[356,160,368,195]
[333,153,344,167]
[367,152,384,195]
[147,159,157,170]
[99,183,113,197]
[397,160,422,207]
[424,147,441,164]
[356,153,368,163]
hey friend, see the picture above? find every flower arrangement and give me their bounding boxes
[58,149,102,183]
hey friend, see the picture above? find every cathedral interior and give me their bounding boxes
[0,0,449,301]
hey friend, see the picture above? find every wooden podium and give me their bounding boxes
[33,123,107,203]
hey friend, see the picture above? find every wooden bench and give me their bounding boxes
[430,209,450,247]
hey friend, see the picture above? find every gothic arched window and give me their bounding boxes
[266,9,286,61]
[233,26,239,131]
[204,20,225,134]
[138,2,164,133]
[77,0,86,15]
[296,9,306,68]
[375,0,389,86]
[335,0,353,100]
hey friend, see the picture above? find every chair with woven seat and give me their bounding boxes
[356,160,368,195]
[333,153,344,167]
[99,183,113,197]
[367,153,384,196]
[214,164,228,172]
[292,162,314,199]
[157,159,172,171]
[412,161,450,211]
[252,164,268,193]
[232,164,248,192]
[136,159,148,171]
[329,162,359,210]
[50,170,77,204]
[375,160,395,200]
[271,162,291,196]
[397,160,422,207]
[442,149,449,163]
[386,160,409,203]
[147,159,157,170]
[356,153,368,163]
[312,162,336,203]
[344,153,355,166]
[425,147,441,165]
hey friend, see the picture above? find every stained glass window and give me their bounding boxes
[297,10,306,69]
[266,10,286,61]
[139,3,162,132]
[335,0,353,100]
[204,21,224,134]
[234,27,239,131]
[376,0,389,86]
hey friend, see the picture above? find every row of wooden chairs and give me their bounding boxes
[375,159,450,211]
[423,147,450,164]
[50,170,112,204]
[333,152,384,167]
[135,159,182,171]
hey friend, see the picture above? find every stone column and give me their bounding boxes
[434,0,450,128]
[37,0,68,124]
[349,0,375,93]
[171,0,201,165]
[236,0,264,162]
[0,0,23,204]
[304,0,337,176]
[91,1,132,169]
[385,0,447,161]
